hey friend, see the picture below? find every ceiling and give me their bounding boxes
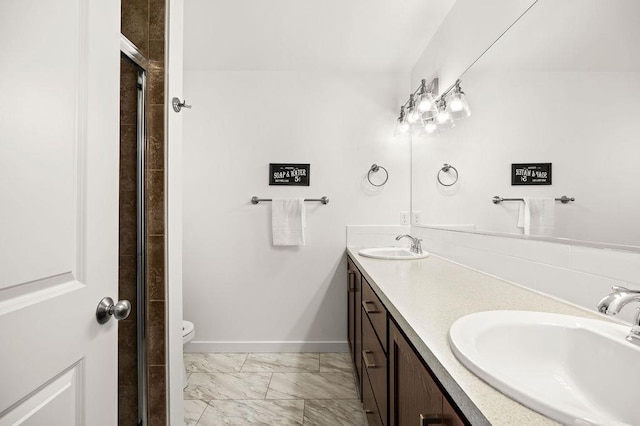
[183,0,456,72]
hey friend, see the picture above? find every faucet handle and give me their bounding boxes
[611,285,640,293]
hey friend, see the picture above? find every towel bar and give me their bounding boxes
[492,195,574,204]
[251,196,329,205]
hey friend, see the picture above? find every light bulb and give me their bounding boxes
[417,96,432,112]
[399,121,410,133]
[436,110,451,124]
[449,96,464,112]
[424,120,437,134]
[407,109,421,124]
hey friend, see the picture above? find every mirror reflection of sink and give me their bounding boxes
[358,247,429,260]
[449,310,640,426]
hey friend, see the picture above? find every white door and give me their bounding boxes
[0,0,121,424]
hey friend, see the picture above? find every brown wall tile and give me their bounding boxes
[119,385,139,426]
[121,0,150,55]
[147,70,165,106]
[147,236,165,301]
[148,366,167,425]
[120,59,139,125]
[146,170,165,235]
[149,40,165,67]
[147,105,165,170]
[147,301,166,366]
[149,0,166,41]
[119,190,137,256]
[118,321,138,387]
[120,125,137,192]
[118,255,138,322]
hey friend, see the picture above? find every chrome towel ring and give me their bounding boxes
[367,164,389,187]
[437,164,459,187]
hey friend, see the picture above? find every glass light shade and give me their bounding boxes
[435,101,455,129]
[406,107,422,124]
[394,107,412,136]
[420,119,439,136]
[446,90,471,120]
[394,118,411,136]
[417,92,438,119]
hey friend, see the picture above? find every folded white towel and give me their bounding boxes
[272,198,306,246]
[517,197,555,236]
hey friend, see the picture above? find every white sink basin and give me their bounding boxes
[449,310,640,426]
[358,247,429,260]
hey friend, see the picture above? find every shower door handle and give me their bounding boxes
[96,297,132,324]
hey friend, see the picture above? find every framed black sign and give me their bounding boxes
[511,163,552,185]
[269,163,310,186]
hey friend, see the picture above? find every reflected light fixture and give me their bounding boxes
[435,99,455,129]
[446,80,471,120]
[416,79,438,119]
[421,118,439,135]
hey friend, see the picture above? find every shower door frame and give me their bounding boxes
[120,35,149,426]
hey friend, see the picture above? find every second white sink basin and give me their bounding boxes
[449,310,640,426]
[358,247,429,260]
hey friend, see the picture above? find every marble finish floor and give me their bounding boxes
[184,352,364,425]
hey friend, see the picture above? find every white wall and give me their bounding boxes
[183,70,410,351]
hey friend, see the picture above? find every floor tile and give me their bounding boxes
[319,353,352,372]
[197,400,304,426]
[184,372,272,400]
[303,399,364,426]
[266,372,358,400]
[185,353,248,373]
[184,400,208,426]
[241,353,319,373]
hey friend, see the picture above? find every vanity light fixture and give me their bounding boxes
[394,106,411,136]
[406,94,422,125]
[394,78,470,137]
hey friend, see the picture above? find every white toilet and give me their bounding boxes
[182,320,195,389]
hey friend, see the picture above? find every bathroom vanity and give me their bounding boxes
[346,248,616,425]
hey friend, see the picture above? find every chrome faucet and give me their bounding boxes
[396,234,423,254]
[597,286,640,345]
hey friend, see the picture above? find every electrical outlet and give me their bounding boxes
[400,211,409,225]
[413,211,422,225]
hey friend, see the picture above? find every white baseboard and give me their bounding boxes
[185,340,349,353]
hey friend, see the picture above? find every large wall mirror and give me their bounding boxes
[412,0,640,248]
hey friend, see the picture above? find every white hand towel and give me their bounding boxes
[517,197,555,236]
[272,198,306,246]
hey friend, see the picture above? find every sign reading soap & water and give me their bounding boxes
[269,163,310,186]
[511,163,552,185]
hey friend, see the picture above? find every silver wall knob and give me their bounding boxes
[96,297,132,324]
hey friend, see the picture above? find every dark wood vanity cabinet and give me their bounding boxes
[362,276,388,425]
[347,258,362,394]
[347,255,467,426]
[389,320,466,426]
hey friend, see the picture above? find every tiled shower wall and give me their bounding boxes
[121,0,167,424]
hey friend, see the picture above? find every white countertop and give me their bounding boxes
[347,247,612,426]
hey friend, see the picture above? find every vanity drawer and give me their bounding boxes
[362,309,387,425]
[362,277,387,352]
[363,360,383,426]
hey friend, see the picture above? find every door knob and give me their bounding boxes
[96,297,132,324]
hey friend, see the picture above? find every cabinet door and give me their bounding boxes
[347,257,362,395]
[389,321,443,426]
[347,261,356,357]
